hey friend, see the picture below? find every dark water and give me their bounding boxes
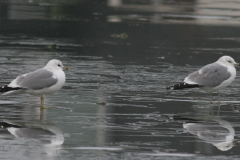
[1,0,240,159]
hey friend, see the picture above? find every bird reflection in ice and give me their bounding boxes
[171,106,239,151]
[1,120,64,146]
[183,118,235,151]
[0,108,64,157]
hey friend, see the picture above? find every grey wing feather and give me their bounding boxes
[185,62,231,87]
[16,68,58,90]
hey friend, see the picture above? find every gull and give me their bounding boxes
[166,56,239,103]
[0,59,69,109]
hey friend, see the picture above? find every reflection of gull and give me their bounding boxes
[183,118,235,151]
[0,59,69,109]
[166,56,239,103]
[1,120,64,146]
[0,105,64,157]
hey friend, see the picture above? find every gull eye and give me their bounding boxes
[228,60,231,63]
[58,64,61,67]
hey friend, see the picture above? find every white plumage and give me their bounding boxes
[167,56,239,103]
[0,59,69,109]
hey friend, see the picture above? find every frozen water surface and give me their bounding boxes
[1,0,240,159]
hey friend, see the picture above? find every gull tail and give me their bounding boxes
[0,121,21,129]
[166,83,200,90]
[0,85,23,95]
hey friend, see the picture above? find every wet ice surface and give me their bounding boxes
[1,38,240,160]
[2,0,240,159]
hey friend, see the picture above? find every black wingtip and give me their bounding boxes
[0,122,21,129]
[0,85,22,93]
[166,85,174,90]
[166,83,200,90]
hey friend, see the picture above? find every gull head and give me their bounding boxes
[218,56,240,67]
[45,59,69,71]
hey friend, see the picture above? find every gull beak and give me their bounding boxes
[62,66,69,70]
[234,63,240,66]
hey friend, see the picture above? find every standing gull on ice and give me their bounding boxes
[0,59,69,109]
[166,56,239,103]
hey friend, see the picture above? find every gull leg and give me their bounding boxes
[210,92,212,104]
[209,103,213,115]
[217,103,221,116]
[40,95,50,109]
[40,108,44,121]
[218,91,221,104]
[217,91,228,105]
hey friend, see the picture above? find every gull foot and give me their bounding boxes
[219,102,228,105]
[40,106,51,110]
[211,101,227,105]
